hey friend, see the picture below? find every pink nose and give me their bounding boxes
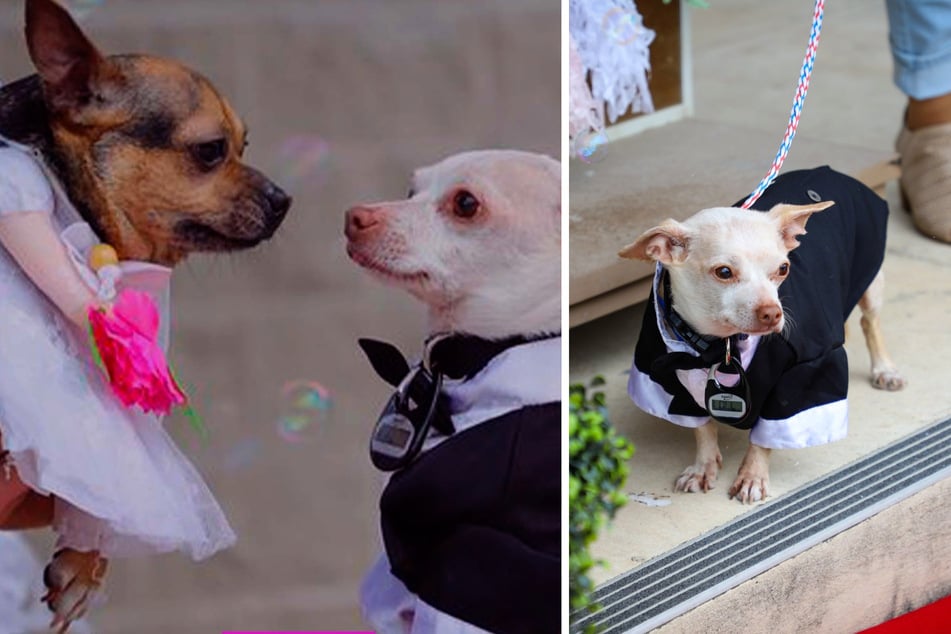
[756,303,783,328]
[345,206,381,240]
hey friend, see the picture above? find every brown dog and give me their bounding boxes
[0,0,291,628]
[0,0,290,265]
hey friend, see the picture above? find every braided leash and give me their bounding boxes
[741,0,825,209]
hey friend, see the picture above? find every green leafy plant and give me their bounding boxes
[569,376,635,624]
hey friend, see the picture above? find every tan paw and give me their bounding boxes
[43,548,108,633]
[871,367,906,391]
[674,456,721,493]
[728,473,769,504]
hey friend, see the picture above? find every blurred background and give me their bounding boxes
[0,0,560,631]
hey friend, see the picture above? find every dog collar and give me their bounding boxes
[658,269,747,356]
[423,331,560,380]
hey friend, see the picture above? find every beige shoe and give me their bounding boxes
[897,122,951,243]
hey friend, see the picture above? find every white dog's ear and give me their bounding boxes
[767,201,835,250]
[619,220,690,264]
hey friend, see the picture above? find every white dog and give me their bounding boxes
[346,150,561,634]
[621,167,904,504]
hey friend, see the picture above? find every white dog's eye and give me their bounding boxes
[407,188,416,198]
[714,266,734,280]
[778,262,790,277]
[452,190,481,219]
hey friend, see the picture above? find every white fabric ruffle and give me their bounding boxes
[569,34,605,140]
[569,0,656,124]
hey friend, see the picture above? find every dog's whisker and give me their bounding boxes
[781,307,797,338]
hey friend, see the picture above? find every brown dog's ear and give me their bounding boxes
[618,220,690,264]
[24,0,108,112]
[767,201,835,250]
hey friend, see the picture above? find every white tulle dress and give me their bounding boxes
[0,137,235,560]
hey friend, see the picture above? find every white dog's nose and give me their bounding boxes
[345,206,382,240]
[756,303,783,328]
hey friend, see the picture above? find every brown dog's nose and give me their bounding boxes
[345,207,381,240]
[265,183,292,218]
[756,304,783,328]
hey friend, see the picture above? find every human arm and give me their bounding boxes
[0,211,97,327]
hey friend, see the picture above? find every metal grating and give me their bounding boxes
[571,415,951,634]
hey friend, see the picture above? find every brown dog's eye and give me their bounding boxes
[191,139,228,170]
[778,262,790,277]
[452,190,480,218]
[714,266,734,280]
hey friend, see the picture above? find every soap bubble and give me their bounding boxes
[573,129,609,164]
[602,7,643,46]
[276,380,333,443]
[273,135,331,189]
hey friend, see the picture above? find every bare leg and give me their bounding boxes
[859,271,906,391]
[0,444,33,524]
[0,478,31,524]
[729,443,771,503]
[2,492,54,529]
[906,93,951,131]
[674,420,722,493]
[0,442,54,529]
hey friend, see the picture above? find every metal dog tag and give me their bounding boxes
[705,357,751,426]
[369,366,442,471]
[371,409,418,465]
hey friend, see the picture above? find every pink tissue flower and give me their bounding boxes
[88,289,186,415]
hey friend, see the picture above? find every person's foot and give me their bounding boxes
[897,95,951,244]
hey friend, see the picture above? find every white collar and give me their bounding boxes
[422,336,561,452]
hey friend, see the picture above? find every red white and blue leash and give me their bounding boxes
[741,0,826,209]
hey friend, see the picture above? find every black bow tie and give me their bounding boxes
[358,338,454,436]
[651,338,734,377]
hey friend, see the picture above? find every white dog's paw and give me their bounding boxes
[871,367,906,391]
[43,549,108,633]
[728,472,769,504]
[674,457,721,493]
